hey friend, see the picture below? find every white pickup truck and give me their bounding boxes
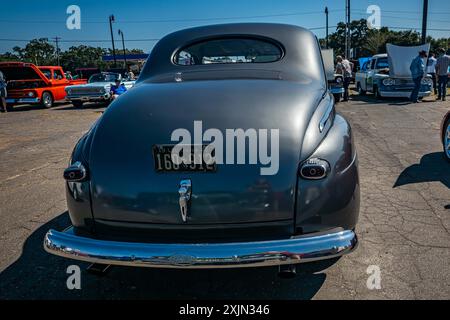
[355,44,433,99]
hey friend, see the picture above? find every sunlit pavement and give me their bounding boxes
[0,94,449,299]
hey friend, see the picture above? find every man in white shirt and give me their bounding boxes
[436,48,450,101]
[426,52,437,95]
[336,55,353,101]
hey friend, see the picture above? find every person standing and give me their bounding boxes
[409,50,427,103]
[0,70,7,113]
[426,52,437,95]
[435,48,450,101]
[336,55,353,101]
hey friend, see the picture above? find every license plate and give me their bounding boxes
[152,145,216,172]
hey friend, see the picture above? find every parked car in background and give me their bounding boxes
[75,67,100,80]
[0,62,86,109]
[44,23,359,274]
[442,111,450,162]
[321,49,344,102]
[355,44,433,99]
[65,72,135,107]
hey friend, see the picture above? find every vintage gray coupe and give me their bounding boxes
[44,23,359,274]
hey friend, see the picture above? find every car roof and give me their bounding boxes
[138,23,326,85]
[372,54,388,59]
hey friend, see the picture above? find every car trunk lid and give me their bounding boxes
[89,79,324,225]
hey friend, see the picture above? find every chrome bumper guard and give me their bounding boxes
[44,228,357,269]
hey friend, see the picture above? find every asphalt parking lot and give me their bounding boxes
[0,92,449,299]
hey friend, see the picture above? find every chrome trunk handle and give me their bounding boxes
[178,179,192,222]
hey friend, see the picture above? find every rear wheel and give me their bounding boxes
[444,118,450,162]
[333,93,341,103]
[72,101,84,108]
[41,92,54,108]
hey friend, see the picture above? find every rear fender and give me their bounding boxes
[295,114,359,234]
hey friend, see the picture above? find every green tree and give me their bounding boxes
[321,19,371,57]
[320,20,436,58]
[12,38,55,65]
[60,45,108,72]
[0,52,20,62]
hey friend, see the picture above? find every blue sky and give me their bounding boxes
[0,0,449,53]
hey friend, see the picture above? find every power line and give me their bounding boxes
[351,12,450,23]
[0,10,345,24]
[352,8,450,15]
[0,38,161,42]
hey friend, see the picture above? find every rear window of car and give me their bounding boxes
[174,37,283,66]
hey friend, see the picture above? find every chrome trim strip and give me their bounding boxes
[379,90,431,98]
[43,228,357,269]
[5,98,40,103]
[319,98,334,133]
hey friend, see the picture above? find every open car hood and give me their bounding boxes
[321,49,335,80]
[387,43,430,78]
[0,62,51,85]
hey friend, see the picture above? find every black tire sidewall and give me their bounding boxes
[42,92,53,108]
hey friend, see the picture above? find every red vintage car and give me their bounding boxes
[0,62,86,109]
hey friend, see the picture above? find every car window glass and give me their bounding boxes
[89,73,120,83]
[41,69,51,79]
[175,38,282,65]
[375,57,389,69]
[53,69,64,80]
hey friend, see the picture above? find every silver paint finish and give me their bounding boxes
[44,227,357,268]
[56,23,359,249]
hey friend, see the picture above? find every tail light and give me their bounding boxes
[63,161,87,182]
[299,158,330,180]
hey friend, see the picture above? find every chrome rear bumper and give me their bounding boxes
[44,228,357,269]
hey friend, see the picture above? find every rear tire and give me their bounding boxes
[444,118,450,163]
[41,92,54,108]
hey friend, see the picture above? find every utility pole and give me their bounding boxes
[421,0,428,44]
[346,0,351,58]
[118,29,127,69]
[53,36,61,66]
[109,15,117,67]
[325,7,329,49]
